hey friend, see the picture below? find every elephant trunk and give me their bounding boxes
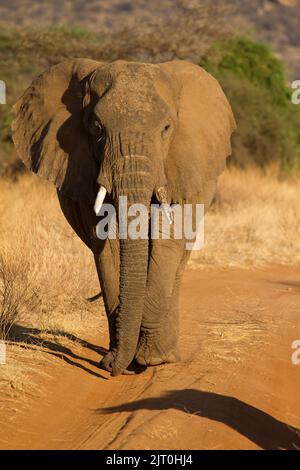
[111,150,153,376]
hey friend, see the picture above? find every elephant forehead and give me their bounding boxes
[95,79,169,125]
[91,62,156,95]
[106,85,160,113]
[92,63,169,118]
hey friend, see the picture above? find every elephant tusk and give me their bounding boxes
[94,185,107,216]
[156,186,173,225]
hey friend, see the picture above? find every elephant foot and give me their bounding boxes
[99,351,146,376]
[99,350,116,373]
[135,330,180,366]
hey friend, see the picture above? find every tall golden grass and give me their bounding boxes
[0,175,102,329]
[0,174,104,395]
[191,167,300,267]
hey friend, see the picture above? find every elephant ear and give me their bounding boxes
[160,60,236,203]
[12,58,105,202]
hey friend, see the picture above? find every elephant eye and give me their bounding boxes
[94,120,104,141]
[94,120,102,132]
[162,123,171,139]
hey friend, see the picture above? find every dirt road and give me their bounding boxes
[1,266,300,450]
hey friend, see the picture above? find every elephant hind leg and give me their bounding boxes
[159,249,190,363]
[135,240,190,367]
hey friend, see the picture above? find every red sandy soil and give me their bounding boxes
[0,266,300,450]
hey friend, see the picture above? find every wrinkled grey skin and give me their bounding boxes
[12,59,236,376]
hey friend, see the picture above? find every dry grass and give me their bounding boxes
[0,174,101,323]
[190,167,300,267]
[0,173,104,397]
[0,253,40,339]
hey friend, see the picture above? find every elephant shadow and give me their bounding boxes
[8,324,108,379]
[270,279,300,292]
[98,388,300,450]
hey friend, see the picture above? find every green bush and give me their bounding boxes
[201,36,300,172]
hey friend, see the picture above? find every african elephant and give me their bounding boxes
[12,59,236,376]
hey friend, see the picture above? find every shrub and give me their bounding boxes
[201,36,300,172]
[0,253,40,339]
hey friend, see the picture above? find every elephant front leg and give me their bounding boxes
[135,240,189,366]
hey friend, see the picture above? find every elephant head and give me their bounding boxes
[12,59,236,375]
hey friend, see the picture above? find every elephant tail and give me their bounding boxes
[86,292,102,302]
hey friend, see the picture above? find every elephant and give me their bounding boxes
[12,59,236,376]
